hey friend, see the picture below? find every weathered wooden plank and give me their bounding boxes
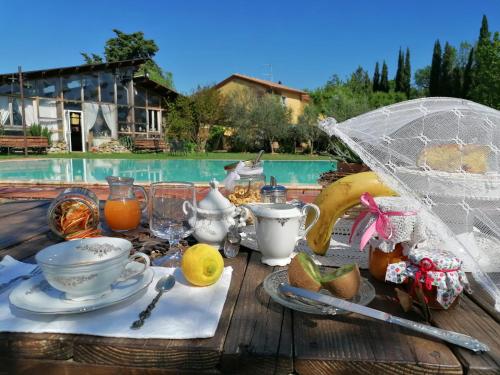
[220,251,293,374]
[0,232,59,261]
[0,357,220,375]
[293,273,463,375]
[0,204,49,250]
[0,200,49,219]
[466,273,500,324]
[0,333,74,361]
[72,252,248,370]
[431,295,500,375]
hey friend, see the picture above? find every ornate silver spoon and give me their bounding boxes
[131,274,175,329]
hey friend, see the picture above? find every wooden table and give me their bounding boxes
[0,200,498,374]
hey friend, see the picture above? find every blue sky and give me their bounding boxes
[0,0,498,94]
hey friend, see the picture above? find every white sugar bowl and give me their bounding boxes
[190,179,246,248]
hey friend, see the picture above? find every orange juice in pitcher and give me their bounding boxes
[104,176,147,231]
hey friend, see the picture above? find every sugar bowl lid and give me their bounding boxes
[199,179,233,211]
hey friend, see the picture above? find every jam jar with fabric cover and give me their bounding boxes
[386,247,470,309]
[350,194,423,282]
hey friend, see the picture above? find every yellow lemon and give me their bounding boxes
[181,244,224,286]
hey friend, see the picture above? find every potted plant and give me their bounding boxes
[318,137,370,186]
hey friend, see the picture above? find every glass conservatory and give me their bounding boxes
[0,59,177,151]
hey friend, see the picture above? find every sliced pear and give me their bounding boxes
[288,253,322,292]
[321,263,361,299]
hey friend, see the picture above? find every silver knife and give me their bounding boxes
[278,283,489,353]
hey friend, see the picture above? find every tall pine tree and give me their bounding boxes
[440,42,455,96]
[479,14,490,44]
[429,40,442,96]
[462,47,474,98]
[380,61,389,92]
[395,48,404,92]
[372,62,380,92]
[403,48,411,98]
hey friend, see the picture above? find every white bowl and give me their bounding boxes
[35,237,140,301]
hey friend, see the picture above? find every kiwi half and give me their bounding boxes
[321,263,361,299]
[288,253,322,292]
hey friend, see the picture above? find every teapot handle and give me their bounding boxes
[298,203,320,241]
[133,185,149,214]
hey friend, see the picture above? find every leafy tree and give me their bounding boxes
[457,41,473,68]
[429,40,442,96]
[81,29,174,88]
[224,88,291,153]
[478,15,490,44]
[81,53,103,65]
[403,48,411,98]
[380,61,389,92]
[372,62,380,92]
[296,104,323,154]
[414,66,431,93]
[395,48,404,92]
[440,42,456,96]
[190,86,224,152]
[347,66,371,94]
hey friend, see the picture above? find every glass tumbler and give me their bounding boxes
[149,182,197,267]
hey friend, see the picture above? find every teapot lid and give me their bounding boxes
[199,179,233,211]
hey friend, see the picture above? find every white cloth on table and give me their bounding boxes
[0,256,232,339]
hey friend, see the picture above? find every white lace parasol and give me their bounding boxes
[320,97,500,311]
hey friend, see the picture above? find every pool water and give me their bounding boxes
[0,159,334,185]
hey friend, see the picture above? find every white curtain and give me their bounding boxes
[101,103,118,139]
[24,99,37,126]
[83,102,99,136]
[0,96,9,125]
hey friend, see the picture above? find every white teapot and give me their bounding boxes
[243,202,320,266]
[190,179,246,248]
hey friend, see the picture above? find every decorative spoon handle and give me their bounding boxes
[131,290,163,329]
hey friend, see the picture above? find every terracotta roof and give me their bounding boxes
[215,73,308,96]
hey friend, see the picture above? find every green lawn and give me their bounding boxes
[0,152,331,161]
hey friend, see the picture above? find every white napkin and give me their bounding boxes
[0,256,38,283]
[0,256,232,339]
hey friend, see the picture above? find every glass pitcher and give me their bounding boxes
[104,176,148,232]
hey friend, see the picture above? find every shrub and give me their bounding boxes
[118,135,134,150]
[29,123,51,145]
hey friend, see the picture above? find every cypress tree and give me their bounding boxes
[479,15,490,45]
[395,48,404,92]
[451,67,462,97]
[380,61,389,92]
[440,42,455,96]
[429,40,442,96]
[403,48,411,98]
[372,62,380,92]
[462,47,474,98]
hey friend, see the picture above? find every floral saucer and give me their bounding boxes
[9,262,154,314]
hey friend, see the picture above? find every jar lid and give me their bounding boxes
[261,176,286,193]
[199,179,233,211]
[408,248,462,271]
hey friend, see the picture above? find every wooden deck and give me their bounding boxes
[0,200,498,374]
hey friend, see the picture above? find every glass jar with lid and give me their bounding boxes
[261,176,287,203]
[47,187,100,239]
[224,161,266,206]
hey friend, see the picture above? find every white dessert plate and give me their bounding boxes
[9,262,154,314]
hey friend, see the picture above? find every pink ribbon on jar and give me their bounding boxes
[349,192,417,251]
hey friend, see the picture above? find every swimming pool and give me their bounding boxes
[0,159,334,185]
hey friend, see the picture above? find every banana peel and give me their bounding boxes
[306,171,396,255]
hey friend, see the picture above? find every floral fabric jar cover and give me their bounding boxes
[386,248,471,309]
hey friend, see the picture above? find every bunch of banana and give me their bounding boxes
[305,171,396,255]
